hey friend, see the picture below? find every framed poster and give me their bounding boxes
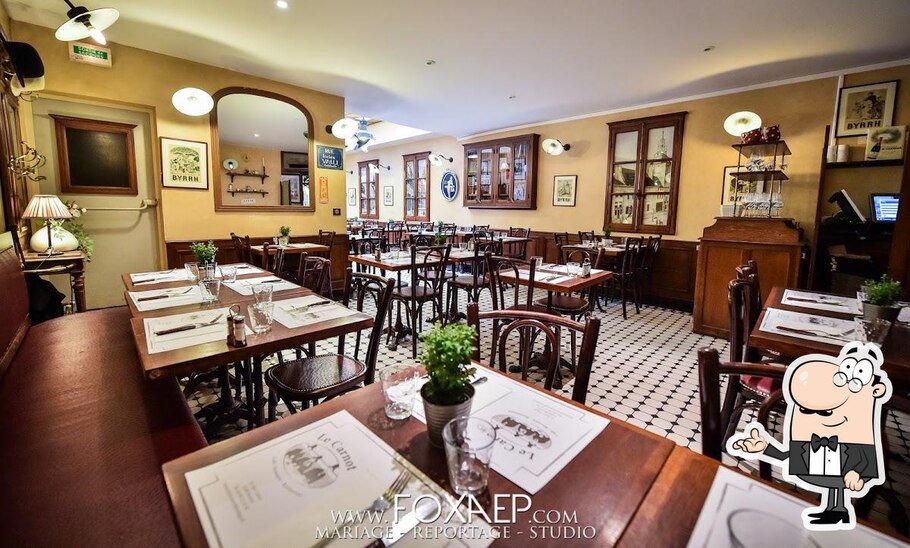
[721,166,763,205]
[836,80,898,137]
[347,187,356,206]
[864,126,906,161]
[383,186,394,206]
[160,137,209,190]
[52,115,138,195]
[552,175,577,207]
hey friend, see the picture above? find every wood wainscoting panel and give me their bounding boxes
[165,235,350,291]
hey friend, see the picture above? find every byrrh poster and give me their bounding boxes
[161,137,209,189]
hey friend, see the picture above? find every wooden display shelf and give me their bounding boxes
[824,159,904,169]
[731,141,791,157]
[228,189,269,197]
[226,170,269,183]
[729,169,789,181]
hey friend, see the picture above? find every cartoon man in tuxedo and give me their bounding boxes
[728,342,891,531]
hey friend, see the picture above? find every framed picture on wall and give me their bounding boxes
[347,187,356,206]
[52,115,139,195]
[552,175,577,207]
[383,186,394,206]
[835,80,898,137]
[160,137,209,190]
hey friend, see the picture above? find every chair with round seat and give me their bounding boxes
[444,240,497,323]
[265,268,394,421]
[391,244,451,359]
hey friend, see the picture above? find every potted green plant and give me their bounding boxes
[862,275,903,322]
[420,322,477,446]
[189,240,218,265]
[602,227,612,247]
[278,226,291,247]
[434,233,448,245]
[436,220,444,231]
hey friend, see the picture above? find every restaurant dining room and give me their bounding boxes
[2,1,910,546]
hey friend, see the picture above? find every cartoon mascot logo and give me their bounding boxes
[728,342,892,531]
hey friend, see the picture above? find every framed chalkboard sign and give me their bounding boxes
[52,115,138,195]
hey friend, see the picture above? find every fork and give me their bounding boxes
[154,313,224,336]
[137,287,193,302]
[777,325,854,340]
[314,469,411,546]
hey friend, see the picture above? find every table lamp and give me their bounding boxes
[22,194,72,256]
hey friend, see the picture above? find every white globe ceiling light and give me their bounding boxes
[723,111,762,137]
[331,118,359,140]
[171,87,214,116]
[54,1,119,45]
[429,153,453,166]
[541,138,571,156]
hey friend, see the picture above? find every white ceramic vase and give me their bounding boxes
[30,225,79,253]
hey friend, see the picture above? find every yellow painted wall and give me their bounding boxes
[219,143,283,207]
[12,21,346,254]
[350,63,910,242]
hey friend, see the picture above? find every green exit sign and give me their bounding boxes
[68,42,112,68]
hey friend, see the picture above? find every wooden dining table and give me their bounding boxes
[250,241,330,257]
[749,286,910,390]
[162,365,676,547]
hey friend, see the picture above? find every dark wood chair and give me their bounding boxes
[467,303,600,404]
[297,255,331,296]
[697,347,783,480]
[553,232,571,264]
[608,237,642,319]
[445,240,497,323]
[229,232,254,265]
[636,235,661,304]
[486,252,550,314]
[577,230,596,243]
[261,242,286,276]
[391,244,451,359]
[265,269,394,420]
[317,230,335,256]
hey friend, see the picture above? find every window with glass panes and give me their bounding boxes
[604,112,685,234]
[403,152,430,221]
[358,160,379,219]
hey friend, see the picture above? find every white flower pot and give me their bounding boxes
[30,226,79,253]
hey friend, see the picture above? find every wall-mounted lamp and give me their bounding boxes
[541,138,571,156]
[368,162,391,174]
[429,153,453,166]
[54,0,119,46]
[10,141,47,182]
[723,111,761,137]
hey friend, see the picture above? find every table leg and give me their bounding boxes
[72,264,86,313]
[252,356,265,427]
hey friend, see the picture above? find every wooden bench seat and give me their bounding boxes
[0,237,206,546]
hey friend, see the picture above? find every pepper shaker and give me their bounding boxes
[581,257,592,278]
[227,304,246,347]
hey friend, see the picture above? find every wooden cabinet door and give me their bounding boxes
[464,147,479,205]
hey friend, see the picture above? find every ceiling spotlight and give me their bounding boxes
[425,59,436,66]
[368,162,390,174]
[703,45,716,52]
[508,95,517,100]
[541,138,571,156]
[171,87,214,116]
[253,133,260,138]
[429,153,453,166]
[276,0,289,8]
[723,111,762,137]
[55,1,119,45]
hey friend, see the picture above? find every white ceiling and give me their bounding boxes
[7,0,910,137]
[218,92,308,151]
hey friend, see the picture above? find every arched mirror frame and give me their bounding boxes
[211,87,316,212]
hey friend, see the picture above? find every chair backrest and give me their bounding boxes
[467,303,601,404]
[728,277,760,363]
[467,240,498,286]
[578,230,596,243]
[561,246,605,272]
[647,235,662,268]
[509,227,529,237]
[736,259,762,313]
[697,347,784,473]
[420,221,435,232]
[230,232,253,264]
[318,230,336,250]
[409,244,451,293]
[471,224,490,239]
[410,234,435,248]
[297,254,331,296]
[485,252,537,310]
[270,245,286,276]
[620,237,642,276]
[635,236,653,272]
[442,223,457,236]
[340,268,394,384]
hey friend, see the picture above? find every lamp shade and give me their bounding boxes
[22,194,72,220]
[55,5,119,43]
[172,87,214,116]
[723,111,762,137]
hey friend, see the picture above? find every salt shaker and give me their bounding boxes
[227,304,247,347]
[581,257,592,278]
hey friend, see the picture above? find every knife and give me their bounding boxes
[137,288,193,302]
[382,498,437,546]
[286,300,333,313]
[787,297,847,306]
[776,325,852,341]
[245,278,283,285]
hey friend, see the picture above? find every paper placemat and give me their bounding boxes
[128,285,205,311]
[184,410,494,547]
[688,467,903,547]
[223,276,299,295]
[272,295,364,329]
[759,308,856,345]
[130,269,193,285]
[782,289,861,314]
[222,263,266,276]
[143,308,231,354]
[413,372,609,494]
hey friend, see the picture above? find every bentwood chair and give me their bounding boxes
[468,303,601,404]
[502,227,530,259]
[577,230,596,244]
[265,269,394,420]
[445,240,497,323]
[392,244,451,359]
[609,237,643,319]
[638,235,662,302]
[230,233,254,265]
[260,242,286,275]
[553,232,571,264]
[317,230,336,256]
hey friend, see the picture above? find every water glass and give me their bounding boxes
[184,262,199,283]
[248,303,274,334]
[200,263,218,281]
[379,366,421,420]
[459,242,468,251]
[443,417,497,496]
[220,265,237,283]
[567,261,581,276]
[854,316,892,345]
[252,283,274,304]
[533,256,544,269]
[199,278,221,303]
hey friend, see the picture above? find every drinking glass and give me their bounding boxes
[379,366,421,420]
[184,262,199,283]
[199,278,221,303]
[200,263,218,281]
[389,245,401,260]
[854,316,892,345]
[220,265,237,283]
[459,242,468,251]
[567,261,581,276]
[248,303,274,334]
[443,417,497,496]
[253,283,274,304]
[533,256,544,269]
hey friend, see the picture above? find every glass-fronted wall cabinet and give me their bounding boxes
[463,133,539,209]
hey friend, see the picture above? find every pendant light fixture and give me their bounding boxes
[55,1,119,46]
[541,138,571,156]
[172,87,214,116]
[723,111,762,137]
[429,153,453,166]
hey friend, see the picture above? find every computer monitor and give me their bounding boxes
[828,189,866,224]
[870,193,900,223]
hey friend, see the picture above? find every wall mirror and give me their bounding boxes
[211,87,315,212]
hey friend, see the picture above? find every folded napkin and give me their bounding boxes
[144,308,232,354]
[130,269,191,284]
[223,276,299,296]
[272,296,362,329]
[129,286,205,311]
